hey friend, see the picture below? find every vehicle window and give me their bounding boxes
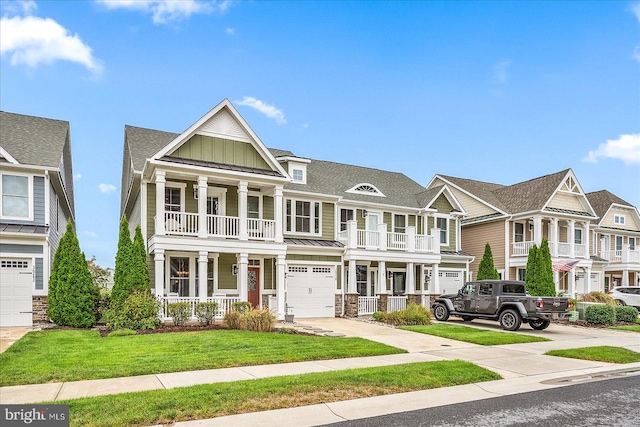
[479,283,493,295]
[461,284,476,295]
[503,284,525,294]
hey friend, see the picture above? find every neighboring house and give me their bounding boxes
[586,190,640,290]
[0,111,76,327]
[120,99,472,320]
[428,169,603,297]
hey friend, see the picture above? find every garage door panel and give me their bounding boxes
[287,266,335,318]
[0,259,33,327]
[439,270,463,294]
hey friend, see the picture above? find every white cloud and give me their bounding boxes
[225,27,235,35]
[583,133,640,165]
[96,0,230,24]
[632,2,640,22]
[0,14,102,73]
[98,183,117,194]
[1,0,37,15]
[84,230,99,238]
[74,173,82,180]
[493,59,511,84]
[236,96,286,125]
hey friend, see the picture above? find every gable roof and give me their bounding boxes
[436,174,508,213]
[125,125,178,173]
[0,111,69,167]
[586,190,634,219]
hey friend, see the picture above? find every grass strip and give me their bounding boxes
[400,324,551,345]
[59,360,501,427]
[0,329,405,386]
[544,346,640,363]
[610,325,640,332]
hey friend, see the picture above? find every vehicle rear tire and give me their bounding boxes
[529,319,550,330]
[461,316,473,322]
[615,300,626,306]
[433,303,450,321]
[499,309,521,331]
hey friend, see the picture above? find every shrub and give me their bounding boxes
[243,309,275,332]
[104,289,160,331]
[224,311,243,329]
[580,292,617,307]
[167,302,191,326]
[372,311,387,322]
[373,304,430,326]
[585,305,616,325]
[232,301,252,314]
[195,301,219,325]
[615,306,639,323]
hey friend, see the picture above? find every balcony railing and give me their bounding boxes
[357,230,380,248]
[247,218,276,240]
[165,212,199,236]
[512,241,535,256]
[158,295,241,321]
[358,296,379,315]
[387,296,407,313]
[514,241,588,259]
[601,249,640,263]
[207,214,239,238]
[158,212,275,241]
[387,232,407,250]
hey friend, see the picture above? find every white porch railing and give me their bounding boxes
[512,241,535,256]
[415,234,433,252]
[358,296,379,315]
[387,232,407,250]
[630,250,640,263]
[267,295,278,315]
[207,214,240,238]
[164,212,199,236]
[387,296,407,313]
[247,218,276,240]
[357,230,380,248]
[602,249,640,263]
[574,244,587,258]
[557,242,571,257]
[159,296,241,321]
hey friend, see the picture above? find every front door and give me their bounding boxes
[392,272,405,296]
[248,267,260,308]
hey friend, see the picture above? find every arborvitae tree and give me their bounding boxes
[48,221,98,327]
[111,216,133,307]
[477,243,500,280]
[131,225,150,293]
[525,244,540,295]
[536,238,556,296]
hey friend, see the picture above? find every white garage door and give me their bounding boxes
[286,265,335,318]
[0,259,33,327]
[439,270,463,294]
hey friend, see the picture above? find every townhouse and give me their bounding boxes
[0,111,76,327]
[120,99,472,320]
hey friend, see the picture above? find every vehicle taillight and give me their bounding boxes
[536,300,544,309]
[568,300,573,309]
[607,290,613,294]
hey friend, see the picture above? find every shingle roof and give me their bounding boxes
[160,155,284,177]
[0,111,69,167]
[270,148,296,158]
[284,238,344,248]
[125,125,178,173]
[438,175,508,212]
[586,190,633,220]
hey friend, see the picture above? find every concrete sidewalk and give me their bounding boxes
[1,319,639,425]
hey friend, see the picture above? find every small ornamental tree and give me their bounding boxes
[111,216,133,307]
[525,244,540,294]
[131,225,150,293]
[536,238,556,296]
[48,221,98,327]
[477,243,500,280]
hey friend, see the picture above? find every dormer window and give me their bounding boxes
[346,183,385,197]
[287,161,308,184]
[614,214,625,225]
[292,169,304,182]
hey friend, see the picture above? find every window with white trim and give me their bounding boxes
[436,217,448,245]
[247,195,260,219]
[1,174,31,219]
[345,183,385,197]
[286,199,321,234]
[514,223,524,243]
[340,208,354,231]
[614,214,625,225]
[574,229,583,245]
[393,214,406,234]
[616,235,623,251]
[292,169,304,182]
[165,187,182,212]
[630,237,636,251]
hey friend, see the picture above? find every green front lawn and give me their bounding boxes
[0,329,405,386]
[401,324,551,345]
[544,346,640,363]
[62,361,500,427]
[610,324,640,332]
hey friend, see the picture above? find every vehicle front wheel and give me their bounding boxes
[461,316,473,322]
[529,319,550,330]
[615,300,626,306]
[499,309,521,331]
[433,303,450,321]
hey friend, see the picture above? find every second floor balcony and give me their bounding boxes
[338,220,439,254]
[158,211,277,241]
[512,240,588,259]
[600,246,640,264]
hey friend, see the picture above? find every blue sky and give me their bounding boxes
[1,0,639,269]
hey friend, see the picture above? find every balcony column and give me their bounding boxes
[154,250,165,297]
[274,186,284,243]
[212,254,219,295]
[238,181,248,240]
[407,226,416,252]
[378,261,386,294]
[600,236,607,260]
[585,266,592,293]
[568,220,575,258]
[568,268,576,298]
[197,176,208,238]
[379,223,387,251]
[237,253,249,301]
[198,251,208,301]
[155,171,166,236]
[347,260,357,294]
[533,215,543,246]
[430,228,440,254]
[431,263,440,294]
[583,221,590,259]
[347,220,357,249]
[276,255,286,320]
[406,262,415,294]
[549,218,558,257]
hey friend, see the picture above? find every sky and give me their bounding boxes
[1,0,639,269]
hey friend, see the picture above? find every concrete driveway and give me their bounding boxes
[0,327,31,353]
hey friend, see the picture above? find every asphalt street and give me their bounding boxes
[321,375,640,427]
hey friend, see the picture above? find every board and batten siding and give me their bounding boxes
[462,220,506,276]
[172,135,272,171]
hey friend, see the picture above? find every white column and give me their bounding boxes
[406,262,415,294]
[549,218,558,257]
[347,220,357,249]
[378,261,386,294]
[237,253,249,301]
[238,181,248,240]
[568,268,576,298]
[584,221,590,259]
[155,171,166,235]
[154,250,165,297]
[348,260,357,293]
[432,263,440,294]
[212,254,219,295]
[533,215,543,246]
[585,266,592,293]
[274,186,284,243]
[198,251,208,301]
[553,271,560,295]
[568,220,575,258]
[504,220,510,280]
[379,223,387,251]
[407,226,416,252]
[276,255,286,320]
[430,228,440,254]
[198,176,208,238]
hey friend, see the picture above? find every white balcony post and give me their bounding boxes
[238,253,249,301]
[155,171,166,236]
[600,236,607,259]
[276,255,286,320]
[406,262,415,294]
[585,266,592,293]
[198,176,208,238]
[430,228,440,254]
[274,186,284,243]
[533,215,543,246]
[198,251,208,302]
[622,268,629,287]
[622,243,630,263]
[379,223,387,251]
[584,221,590,259]
[212,254,219,295]
[238,181,248,240]
[407,226,416,252]
[549,218,558,257]
[378,261,386,295]
[568,219,575,258]
[432,263,440,294]
[568,268,576,298]
[154,250,165,297]
[347,220,357,249]
[348,260,356,293]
